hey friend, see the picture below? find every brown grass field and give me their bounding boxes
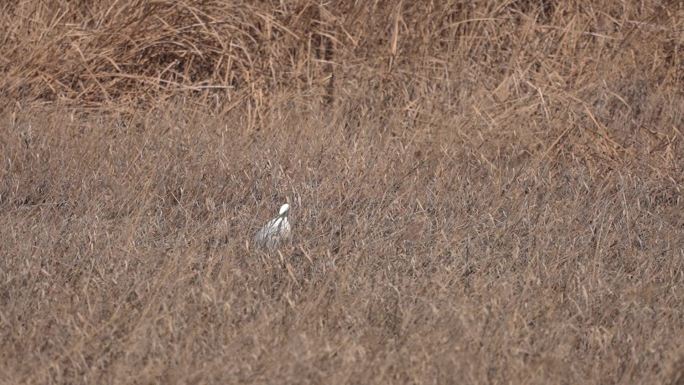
[1,1,683,384]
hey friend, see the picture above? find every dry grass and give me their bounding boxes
[1,1,683,384]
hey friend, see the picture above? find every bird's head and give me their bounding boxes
[279,203,290,217]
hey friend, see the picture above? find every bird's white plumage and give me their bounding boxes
[254,203,291,249]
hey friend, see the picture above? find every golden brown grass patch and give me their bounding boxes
[1,1,682,384]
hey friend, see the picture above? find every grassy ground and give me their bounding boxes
[1,1,683,384]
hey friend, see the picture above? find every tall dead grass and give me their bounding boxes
[0,1,683,384]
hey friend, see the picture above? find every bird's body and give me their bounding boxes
[254,203,291,249]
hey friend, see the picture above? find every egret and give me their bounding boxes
[254,203,291,249]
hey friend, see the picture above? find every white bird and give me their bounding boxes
[254,203,291,249]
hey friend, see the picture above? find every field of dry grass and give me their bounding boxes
[1,1,683,384]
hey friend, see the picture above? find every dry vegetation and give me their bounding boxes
[1,0,683,384]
